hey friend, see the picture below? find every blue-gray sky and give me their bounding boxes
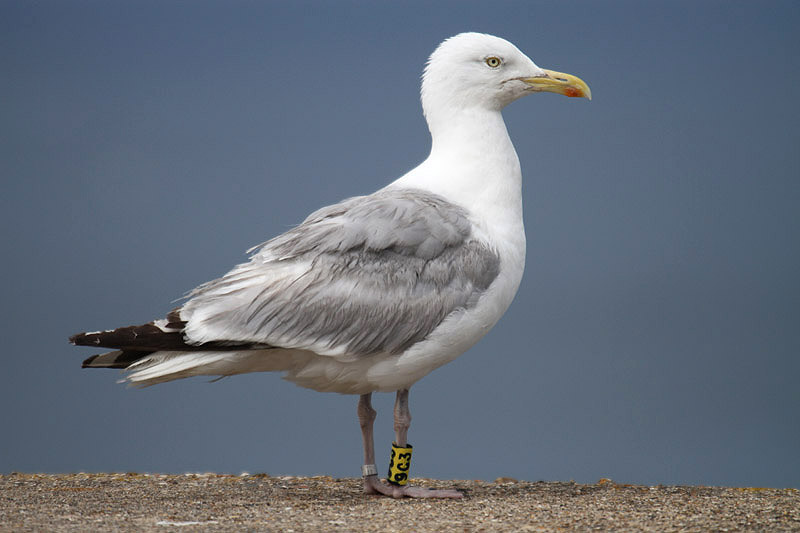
[2,1,798,488]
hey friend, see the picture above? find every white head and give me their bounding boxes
[421,33,590,120]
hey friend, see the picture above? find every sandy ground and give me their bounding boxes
[1,473,798,532]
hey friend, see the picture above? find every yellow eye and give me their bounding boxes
[485,56,502,68]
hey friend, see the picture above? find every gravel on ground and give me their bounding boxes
[1,473,798,532]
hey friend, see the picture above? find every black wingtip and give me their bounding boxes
[82,354,99,368]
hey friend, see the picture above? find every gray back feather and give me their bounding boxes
[181,188,500,358]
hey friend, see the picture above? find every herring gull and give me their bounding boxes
[70,32,591,498]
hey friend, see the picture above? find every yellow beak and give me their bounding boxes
[522,69,592,100]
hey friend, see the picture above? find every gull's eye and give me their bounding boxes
[485,56,502,68]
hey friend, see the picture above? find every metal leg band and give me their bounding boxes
[361,464,378,477]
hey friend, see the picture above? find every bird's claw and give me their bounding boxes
[362,474,463,499]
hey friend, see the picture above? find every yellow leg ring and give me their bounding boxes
[387,442,413,486]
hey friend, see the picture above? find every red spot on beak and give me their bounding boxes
[564,87,582,98]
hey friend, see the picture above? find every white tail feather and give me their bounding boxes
[124,349,298,387]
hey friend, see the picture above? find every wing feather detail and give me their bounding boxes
[180,188,501,359]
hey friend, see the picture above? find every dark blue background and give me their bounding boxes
[2,1,798,488]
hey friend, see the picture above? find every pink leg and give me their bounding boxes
[358,390,463,499]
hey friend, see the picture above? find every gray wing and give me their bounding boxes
[178,188,500,359]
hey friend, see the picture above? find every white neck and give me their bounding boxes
[391,106,524,246]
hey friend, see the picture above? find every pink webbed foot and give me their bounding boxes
[362,474,463,499]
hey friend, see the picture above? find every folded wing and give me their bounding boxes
[72,187,501,370]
